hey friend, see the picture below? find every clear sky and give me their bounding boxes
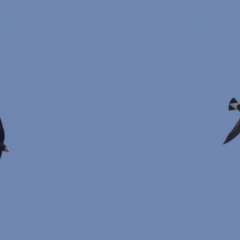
[0,1,240,239]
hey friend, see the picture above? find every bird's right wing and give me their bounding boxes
[224,118,240,144]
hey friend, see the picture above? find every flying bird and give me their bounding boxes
[0,118,9,158]
[224,98,240,144]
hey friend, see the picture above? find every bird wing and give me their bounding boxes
[0,118,5,143]
[224,118,240,144]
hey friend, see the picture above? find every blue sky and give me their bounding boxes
[0,1,240,239]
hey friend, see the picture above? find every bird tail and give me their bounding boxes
[229,97,238,110]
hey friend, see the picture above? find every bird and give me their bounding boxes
[0,118,9,158]
[224,98,240,144]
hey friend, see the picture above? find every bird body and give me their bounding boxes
[224,98,240,144]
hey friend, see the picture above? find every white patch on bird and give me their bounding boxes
[230,103,239,109]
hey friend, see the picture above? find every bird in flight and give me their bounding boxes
[0,118,9,158]
[224,98,240,144]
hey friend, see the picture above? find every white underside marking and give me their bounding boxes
[230,103,238,109]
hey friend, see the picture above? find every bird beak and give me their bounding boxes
[4,147,9,152]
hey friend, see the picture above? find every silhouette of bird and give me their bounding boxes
[224,98,240,144]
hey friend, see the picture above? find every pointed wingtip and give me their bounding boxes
[223,139,228,144]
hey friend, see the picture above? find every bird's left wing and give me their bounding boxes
[224,118,240,144]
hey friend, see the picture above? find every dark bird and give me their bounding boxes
[0,118,9,158]
[224,98,240,144]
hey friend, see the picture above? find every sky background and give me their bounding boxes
[0,1,240,239]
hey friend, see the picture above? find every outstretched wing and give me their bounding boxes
[224,118,240,144]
